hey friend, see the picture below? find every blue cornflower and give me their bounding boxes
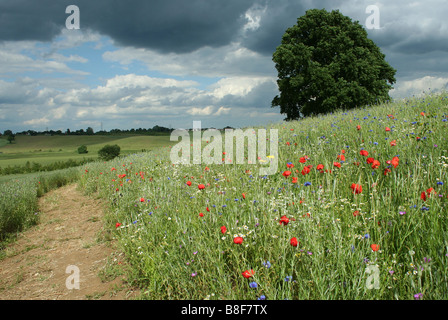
[257,295,266,300]
[284,276,293,282]
[249,282,258,288]
[304,182,311,186]
[262,261,271,268]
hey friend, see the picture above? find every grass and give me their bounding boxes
[0,134,176,167]
[2,92,448,300]
[72,92,448,300]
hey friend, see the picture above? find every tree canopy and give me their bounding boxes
[272,8,396,120]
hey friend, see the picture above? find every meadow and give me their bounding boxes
[74,92,448,300]
[1,92,448,300]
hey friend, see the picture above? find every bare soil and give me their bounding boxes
[0,184,139,300]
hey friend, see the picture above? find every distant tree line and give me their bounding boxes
[2,125,174,137]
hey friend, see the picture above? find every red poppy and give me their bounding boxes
[301,166,310,175]
[279,215,289,226]
[337,154,345,161]
[421,192,426,201]
[391,156,399,168]
[371,244,380,252]
[371,160,381,169]
[341,149,345,154]
[221,226,227,234]
[242,269,255,278]
[351,183,362,194]
[390,140,397,146]
[290,237,299,247]
[199,212,204,217]
[366,157,374,164]
[353,210,360,217]
[242,193,246,199]
[206,207,210,212]
[115,222,122,228]
[356,125,361,130]
[198,184,205,190]
[384,168,391,175]
[282,170,292,177]
[286,163,294,168]
[360,150,369,157]
[233,237,243,244]
[385,127,391,132]
[316,164,324,171]
[140,197,145,202]
[292,177,298,183]
[333,162,341,168]
[299,156,308,163]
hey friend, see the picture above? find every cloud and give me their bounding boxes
[390,75,448,99]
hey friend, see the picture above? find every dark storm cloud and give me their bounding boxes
[0,0,254,54]
[242,0,345,56]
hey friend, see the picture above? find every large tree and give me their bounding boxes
[272,9,396,120]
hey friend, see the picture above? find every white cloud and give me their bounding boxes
[23,117,50,125]
[187,106,214,116]
[390,75,448,99]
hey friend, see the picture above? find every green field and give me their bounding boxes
[0,134,176,168]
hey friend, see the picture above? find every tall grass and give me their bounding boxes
[77,92,448,300]
[0,167,81,242]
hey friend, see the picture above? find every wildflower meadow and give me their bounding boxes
[2,92,448,300]
[73,92,448,300]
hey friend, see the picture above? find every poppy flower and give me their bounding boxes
[198,184,205,190]
[286,162,294,168]
[301,166,310,175]
[384,168,391,176]
[279,215,289,226]
[282,170,292,177]
[242,269,255,278]
[316,164,324,170]
[351,183,362,194]
[199,212,204,217]
[356,125,361,131]
[291,177,298,183]
[337,154,345,161]
[391,156,399,168]
[371,244,380,252]
[290,237,299,247]
[140,197,145,202]
[186,181,192,186]
[206,207,210,212]
[366,157,374,164]
[333,162,341,168]
[371,160,381,169]
[353,210,360,217]
[299,157,307,163]
[360,150,369,157]
[242,193,246,199]
[221,226,227,234]
[385,127,391,132]
[115,222,122,228]
[390,140,397,146]
[233,237,243,244]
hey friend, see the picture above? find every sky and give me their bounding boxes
[1,0,448,133]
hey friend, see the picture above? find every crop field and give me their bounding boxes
[1,93,448,300]
[0,134,175,168]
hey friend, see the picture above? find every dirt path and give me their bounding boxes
[0,184,139,300]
